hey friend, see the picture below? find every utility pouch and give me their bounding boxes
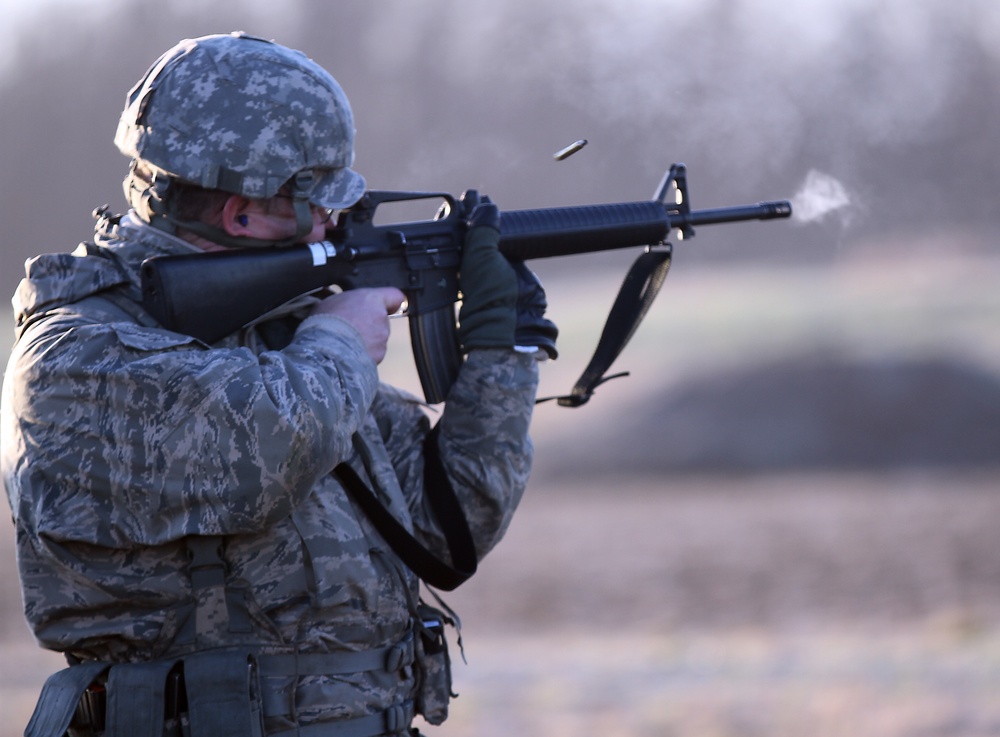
[104,659,179,736]
[413,604,455,726]
[184,651,264,737]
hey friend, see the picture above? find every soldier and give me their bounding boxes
[2,32,556,737]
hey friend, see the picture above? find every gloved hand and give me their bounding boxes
[457,192,518,352]
[510,260,559,360]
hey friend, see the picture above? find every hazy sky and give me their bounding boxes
[0,0,107,71]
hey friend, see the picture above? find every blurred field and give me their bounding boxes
[4,474,1000,737]
[3,240,999,736]
[430,472,1000,737]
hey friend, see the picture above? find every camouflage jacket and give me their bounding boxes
[1,212,538,728]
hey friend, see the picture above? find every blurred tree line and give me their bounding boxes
[2,0,999,299]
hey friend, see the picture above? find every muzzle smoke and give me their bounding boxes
[791,170,853,226]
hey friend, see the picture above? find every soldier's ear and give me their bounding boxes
[221,195,255,236]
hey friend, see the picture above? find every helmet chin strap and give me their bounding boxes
[205,169,317,248]
[165,198,313,249]
[127,162,317,249]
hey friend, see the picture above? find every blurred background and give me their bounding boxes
[1,1,999,735]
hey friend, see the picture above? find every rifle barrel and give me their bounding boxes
[681,200,793,227]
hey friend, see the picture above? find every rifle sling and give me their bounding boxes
[335,426,477,591]
[547,246,673,407]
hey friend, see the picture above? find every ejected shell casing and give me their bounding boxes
[554,139,588,161]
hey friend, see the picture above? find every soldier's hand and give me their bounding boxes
[309,287,406,364]
[457,191,517,353]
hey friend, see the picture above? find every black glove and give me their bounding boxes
[510,260,558,360]
[457,192,517,352]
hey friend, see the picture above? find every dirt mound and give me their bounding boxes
[538,356,1000,478]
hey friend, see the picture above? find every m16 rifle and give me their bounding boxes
[141,164,792,405]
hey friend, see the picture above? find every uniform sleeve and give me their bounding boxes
[375,348,539,563]
[7,312,379,547]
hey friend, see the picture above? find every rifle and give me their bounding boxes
[140,164,792,405]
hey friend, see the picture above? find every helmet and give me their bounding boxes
[115,32,365,242]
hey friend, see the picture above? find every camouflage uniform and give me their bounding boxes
[2,210,538,733]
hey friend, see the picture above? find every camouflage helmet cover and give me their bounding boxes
[114,32,366,210]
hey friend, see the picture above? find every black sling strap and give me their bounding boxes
[24,661,110,737]
[336,426,477,591]
[544,246,673,407]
